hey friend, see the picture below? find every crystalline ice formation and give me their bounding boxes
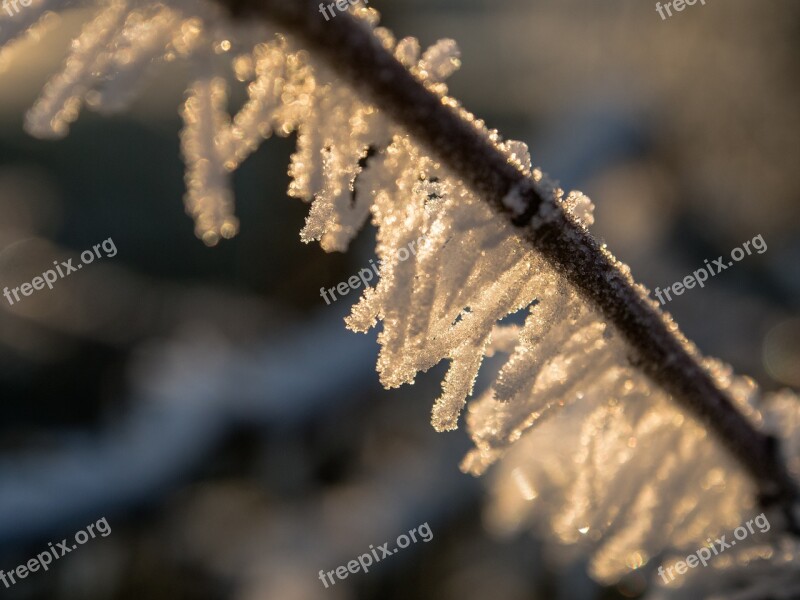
[4,1,462,247]
[4,0,800,587]
[2,1,390,245]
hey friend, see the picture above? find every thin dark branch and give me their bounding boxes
[225,0,799,523]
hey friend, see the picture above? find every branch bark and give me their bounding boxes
[226,0,799,523]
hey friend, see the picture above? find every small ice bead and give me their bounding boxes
[564,191,594,227]
[504,140,532,175]
[395,37,420,68]
[419,39,461,81]
[502,184,528,217]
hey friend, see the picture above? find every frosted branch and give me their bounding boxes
[223,0,799,525]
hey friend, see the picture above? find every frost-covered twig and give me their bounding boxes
[224,0,799,523]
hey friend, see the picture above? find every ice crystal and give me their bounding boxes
[3,0,799,590]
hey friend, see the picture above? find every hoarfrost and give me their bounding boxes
[3,0,800,589]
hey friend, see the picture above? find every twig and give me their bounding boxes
[224,0,799,524]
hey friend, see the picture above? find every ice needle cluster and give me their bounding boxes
[3,0,800,591]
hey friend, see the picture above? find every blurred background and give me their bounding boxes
[0,1,798,598]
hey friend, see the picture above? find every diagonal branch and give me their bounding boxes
[226,0,799,523]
